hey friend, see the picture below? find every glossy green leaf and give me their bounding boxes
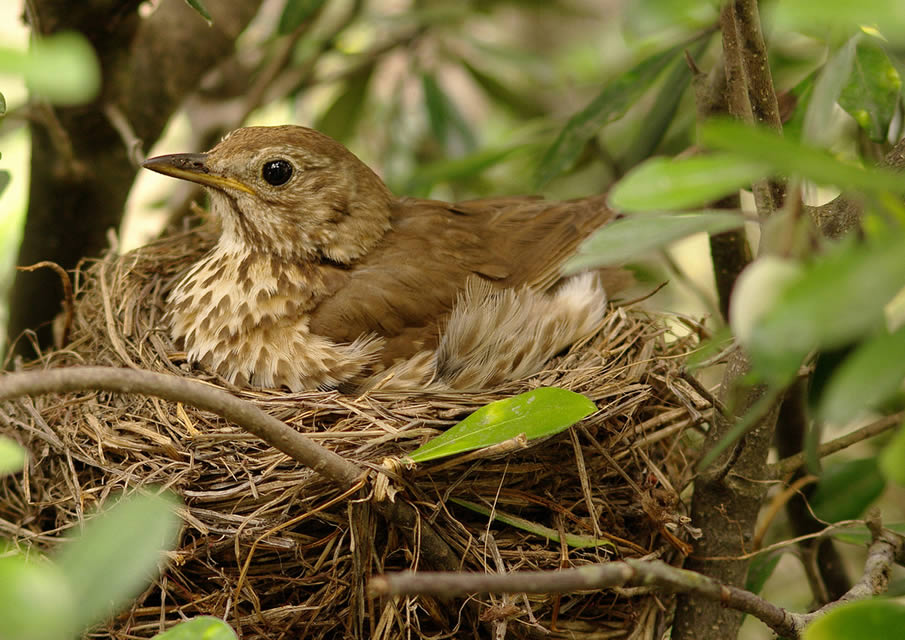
[879,425,905,485]
[749,235,905,381]
[450,498,613,549]
[406,388,596,463]
[699,120,905,194]
[745,550,784,594]
[818,326,905,423]
[830,521,905,544]
[811,458,886,523]
[839,40,901,141]
[608,154,768,212]
[277,0,326,34]
[565,210,744,272]
[184,0,212,24]
[314,62,375,143]
[804,35,857,147]
[0,554,74,640]
[56,492,181,633]
[152,616,237,640]
[0,32,100,104]
[422,73,477,154]
[534,42,685,187]
[804,600,905,640]
[0,436,25,475]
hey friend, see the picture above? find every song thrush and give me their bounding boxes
[142,126,623,392]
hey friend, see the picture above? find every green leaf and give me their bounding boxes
[0,32,100,105]
[314,61,375,143]
[534,42,686,187]
[404,145,526,195]
[817,326,905,423]
[804,599,905,640]
[699,119,905,194]
[0,554,75,640]
[406,388,596,463]
[783,72,816,142]
[622,0,719,40]
[770,2,905,45]
[618,37,709,170]
[565,210,744,272]
[811,458,886,523]
[450,498,613,549]
[277,0,326,34]
[0,170,9,198]
[745,550,784,594]
[609,154,768,212]
[879,424,905,485]
[422,73,477,154]
[461,60,546,119]
[830,521,905,544]
[0,436,25,475]
[0,90,6,116]
[184,0,213,24]
[56,492,182,633]
[839,39,901,141]
[749,235,905,382]
[804,35,858,147]
[152,616,237,640]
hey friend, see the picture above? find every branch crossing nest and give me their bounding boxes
[1,225,709,639]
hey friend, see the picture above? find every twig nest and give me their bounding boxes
[1,225,708,639]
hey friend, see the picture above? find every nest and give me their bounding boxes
[0,224,709,639]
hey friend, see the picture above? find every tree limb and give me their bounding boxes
[772,412,904,477]
[675,2,785,638]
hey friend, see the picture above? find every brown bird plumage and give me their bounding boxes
[142,125,622,391]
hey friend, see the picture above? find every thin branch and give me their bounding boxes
[15,262,74,348]
[0,366,460,570]
[0,366,362,486]
[372,521,905,639]
[772,412,904,477]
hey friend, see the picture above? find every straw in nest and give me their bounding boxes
[0,224,709,639]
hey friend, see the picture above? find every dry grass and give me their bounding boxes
[0,224,710,639]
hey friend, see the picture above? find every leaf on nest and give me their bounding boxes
[406,387,596,463]
[450,497,614,549]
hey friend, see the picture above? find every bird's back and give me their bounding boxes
[308,193,620,366]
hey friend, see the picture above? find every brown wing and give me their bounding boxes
[307,193,615,363]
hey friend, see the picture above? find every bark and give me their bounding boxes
[8,0,262,356]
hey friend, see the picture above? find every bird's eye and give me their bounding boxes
[262,159,293,186]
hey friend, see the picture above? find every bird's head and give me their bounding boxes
[142,125,394,262]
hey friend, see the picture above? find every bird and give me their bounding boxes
[141,125,625,392]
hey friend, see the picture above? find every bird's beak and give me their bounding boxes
[141,153,256,195]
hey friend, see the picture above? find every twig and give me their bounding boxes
[772,412,904,477]
[15,262,74,348]
[0,366,460,570]
[103,104,145,167]
[372,519,905,639]
[752,474,818,550]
